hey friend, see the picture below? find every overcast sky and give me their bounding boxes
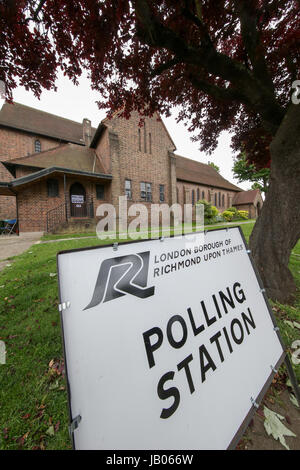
[4,71,250,190]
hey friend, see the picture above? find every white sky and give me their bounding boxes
[5,71,250,190]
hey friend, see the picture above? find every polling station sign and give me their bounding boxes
[57,227,285,450]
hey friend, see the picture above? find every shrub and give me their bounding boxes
[196,199,219,223]
[222,210,234,222]
[237,210,249,220]
[227,206,238,214]
[211,205,219,217]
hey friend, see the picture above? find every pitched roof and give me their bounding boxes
[175,155,241,192]
[2,143,106,174]
[233,189,260,205]
[0,167,112,196]
[90,111,176,150]
[0,102,97,144]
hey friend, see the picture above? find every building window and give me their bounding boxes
[215,193,217,206]
[96,184,105,200]
[138,128,141,151]
[222,194,225,207]
[197,188,200,201]
[159,184,165,202]
[144,123,147,153]
[192,189,195,206]
[125,179,132,199]
[47,179,59,197]
[202,190,205,200]
[35,139,41,153]
[218,192,221,207]
[149,133,152,154]
[140,182,152,201]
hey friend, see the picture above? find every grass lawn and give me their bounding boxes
[40,219,256,241]
[0,221,299,450]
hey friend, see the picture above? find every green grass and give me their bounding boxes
[0,221,299,449]
[41,232,97,241]
[40,219,256,241]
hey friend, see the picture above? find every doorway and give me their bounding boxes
[70,182,87,217]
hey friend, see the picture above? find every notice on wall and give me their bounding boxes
[57,227,285,450]
[71,195,84,204]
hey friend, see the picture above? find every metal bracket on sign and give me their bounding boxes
[250,397,259,409]
[69,415,82,435]
[58,301,71,312]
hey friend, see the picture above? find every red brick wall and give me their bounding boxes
[98,112,177,212]
[0,126,62,219]
[95,127,111,174]
[176,180,238,212]
[17,175,112,232]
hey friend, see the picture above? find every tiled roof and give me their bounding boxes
[233,189,260,205]
[0,102,96,144]
[2,143,105,174]
[175,155,241,192]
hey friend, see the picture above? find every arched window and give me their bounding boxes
[35,139,41,153]
[192,190,195,206]
[215,193,217,206]
[197,188,200,201]
[202,190,205,200]
[222,194,225,207]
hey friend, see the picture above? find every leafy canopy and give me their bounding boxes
[233,153,270,193]
[1,1,299,166]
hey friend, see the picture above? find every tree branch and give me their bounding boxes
[150,58,181,76]
[233,1,275,93]
[134,0,285,133]
[32,0,47,21]
[188,74,248,104]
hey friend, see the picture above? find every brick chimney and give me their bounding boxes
[82,118,92,146]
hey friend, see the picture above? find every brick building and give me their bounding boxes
[0,101,260,233]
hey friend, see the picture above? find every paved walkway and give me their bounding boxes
[0,232,43,271]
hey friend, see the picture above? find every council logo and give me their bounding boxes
[84,251,155,310]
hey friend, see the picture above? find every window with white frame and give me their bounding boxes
[125,179,132,199]
[140,182,152,201]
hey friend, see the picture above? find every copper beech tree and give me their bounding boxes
[1,0,299,302]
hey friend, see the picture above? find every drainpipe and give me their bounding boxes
[64,174,68,221]
[10,188,19,236]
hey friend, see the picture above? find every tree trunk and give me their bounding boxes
[249,103,300,304]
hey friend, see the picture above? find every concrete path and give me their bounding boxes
[0,232,43,271]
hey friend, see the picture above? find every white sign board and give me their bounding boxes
[71,195,84,204]
[57,227,285,450]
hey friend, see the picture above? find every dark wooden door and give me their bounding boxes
[70,182,87,217]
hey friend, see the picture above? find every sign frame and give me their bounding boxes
[56,226,299,450]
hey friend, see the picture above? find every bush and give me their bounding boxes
[211,205,219,217]
[196,199,219,224]
[222,210,234,222]
[227,206,238,214]
[237,210,249,220]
